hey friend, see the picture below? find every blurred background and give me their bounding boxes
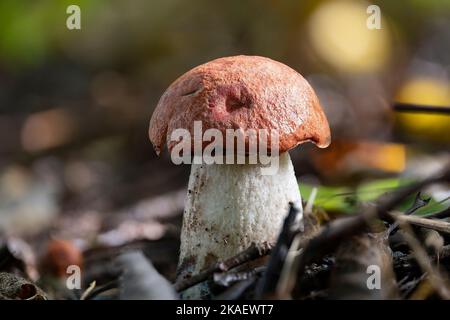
[0,0,449,292]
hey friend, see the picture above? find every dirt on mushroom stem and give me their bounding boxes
[177,152,302,298]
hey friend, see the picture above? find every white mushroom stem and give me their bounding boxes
[177,152,302,280]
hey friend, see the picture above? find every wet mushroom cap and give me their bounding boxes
[149,55,331,155]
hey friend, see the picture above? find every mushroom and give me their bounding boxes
[149,55,330,297]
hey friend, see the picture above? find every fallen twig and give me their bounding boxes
[276,206,324,298]
[398,273,427,299]
[275,235,304,298]
[255,202,302,298]
[293,166,450,295]
[175,242,272,292]
[82,280,119,300]
[392,213,450,299]
[395,214,450,235]
[80,281,97,300]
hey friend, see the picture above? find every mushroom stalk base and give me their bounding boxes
[177,152,302,297]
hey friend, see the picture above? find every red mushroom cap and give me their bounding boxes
[149,55,330,155]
